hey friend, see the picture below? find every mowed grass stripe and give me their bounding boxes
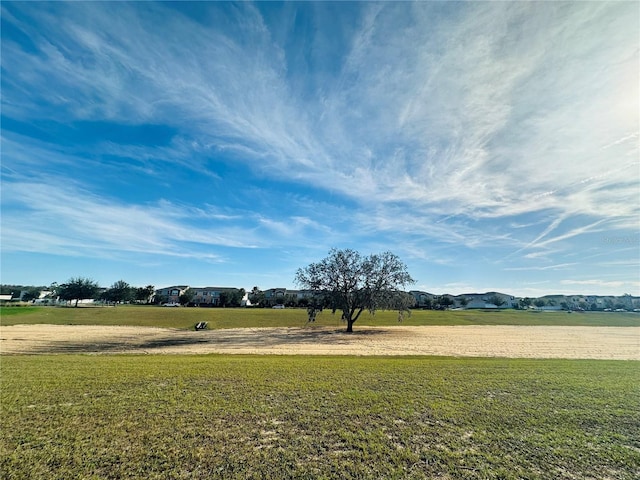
[2,355,638,479]
[2,305,639,328]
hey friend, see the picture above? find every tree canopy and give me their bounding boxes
[179,289,194,306]
[295,248,415,332]
[135,285,156,304]
[248,286,266,307]
[102,280,134,305]
[21,287,42,302]
[57,277,100,307]
[218,288,246,307]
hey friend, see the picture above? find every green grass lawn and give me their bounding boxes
[1,355,638,479]
[2,305,639,328]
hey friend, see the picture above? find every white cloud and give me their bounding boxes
[1,177,312,259]
[504,263,578,272]
[1,2,638,292]
[4,2,637,227]
[560,279,639,289]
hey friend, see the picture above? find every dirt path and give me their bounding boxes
[1,324,638,359]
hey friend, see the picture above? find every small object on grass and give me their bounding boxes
[195,321,208,331]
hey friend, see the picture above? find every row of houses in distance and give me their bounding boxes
[408,291,639,311]
[2,284,638,311]
[155,286,519,309]
[154,286,316,307]
[154,286,246,306]
[154,286,640,311]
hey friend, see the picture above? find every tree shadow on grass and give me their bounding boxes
[27,336,213,354]
[202,327,388,348]
[25,327,391,354]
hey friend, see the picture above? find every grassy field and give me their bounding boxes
[2,304,639,328]
[2,355,638,479]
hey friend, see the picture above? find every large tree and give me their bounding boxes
[216,288,245,307]
[248,286,265,307]
[295,248,415,332]
[135,285,156,304]
[103,280,134,305]
[21,287,43,302]
[58,277,100,307]
[179,289,194,306]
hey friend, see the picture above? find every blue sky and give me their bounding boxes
[1,1,638,296]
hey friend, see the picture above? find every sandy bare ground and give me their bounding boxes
[1,324,638,359]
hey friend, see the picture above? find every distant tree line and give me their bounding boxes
[56,278,156,307]
[2,265,638,314]
[0,278,156,307]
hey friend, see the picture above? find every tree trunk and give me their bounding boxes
[346,307,364,333]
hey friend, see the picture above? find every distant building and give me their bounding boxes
[190,287,244,306]
[154,285,190,304]
[150,285,639,311]
[264,288,287,300]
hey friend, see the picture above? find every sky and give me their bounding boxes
[1,1,639,297]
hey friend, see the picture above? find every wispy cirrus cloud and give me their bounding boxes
[560,279,640,290]
[3,2,637,222]
[1,173,337,261]
[504,263,578,272]
[2,183,237,259]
